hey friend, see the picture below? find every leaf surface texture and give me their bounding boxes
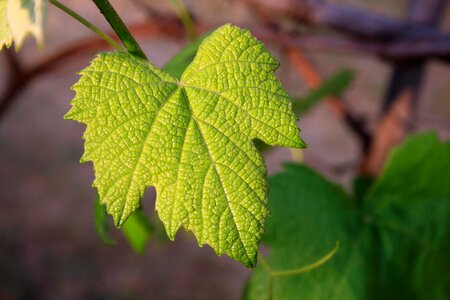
[66,24,304,267]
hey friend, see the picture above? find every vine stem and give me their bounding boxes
[169,0,196,41]
[48,0,123,51]
[92,0,147,60]
[257,242,339,299]
[271,242,339,276]
[259,241,340,277]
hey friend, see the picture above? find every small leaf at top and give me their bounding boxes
[65,24,305,267]
[0,0,45,50]
[0,0,12,49]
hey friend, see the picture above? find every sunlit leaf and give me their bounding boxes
[65,24,304,267]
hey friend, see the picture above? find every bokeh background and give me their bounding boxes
[0,0,449,299]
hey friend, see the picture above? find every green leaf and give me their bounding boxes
[367,132,450,203]
[365,132,450,299]
[244,164,377,299]
[162,33,207,79]
[122,208,153,254]
[65,24,305,267]
[93,193,115,245]
[94,193,153,252]
[293,69,353,114]
[352,175,374,203]
[0,0,45,50]
[245,132,450,299]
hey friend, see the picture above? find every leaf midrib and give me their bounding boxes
[111,84,180,225]
[107,79,256,263]
[179,86,254,266]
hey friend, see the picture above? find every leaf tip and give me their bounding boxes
[296,137,307,149]
[63,111,73,120]
[113,211,130,228]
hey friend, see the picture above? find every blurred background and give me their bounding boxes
[0,0,449,299]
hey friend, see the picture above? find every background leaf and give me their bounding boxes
[245,132,450,299]
[93,193,115,246]
[121,208,153,254]
[292,69,354,114]
[94,193,153,253]
[366,132,450,299]
[244,164,376,300]
[162,33,206,79]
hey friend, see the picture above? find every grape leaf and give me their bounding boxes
[0,0,45,50]
[244,164,377,299]
[244,132,450,298]
[364,132,450,299]
[65,24,305,267]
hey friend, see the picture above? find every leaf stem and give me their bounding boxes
[92,0,147,60]
[258,241,340,277]
[49,0,123,51]
[272,242,340,277]
[169,0,196,42]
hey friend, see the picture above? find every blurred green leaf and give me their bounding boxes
[162,33,207,79]
[93,194,115,246]
[353,175,374,203]
[244,164,376,300]
[169,0,196,42]
[94,194,152,253]
[293,69,354,114]
[245,132,450,299]
[365,132,450,299]
[122,208,153,254]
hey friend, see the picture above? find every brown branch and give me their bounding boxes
[285,48,345,116]
[28,16,184,78]
[4,48,23,75]
[0,49,27,120]
[244,0,446,40]
[243,0,450,62]
[259,31,450,61]
[285,47,371,150]
[360,90,412,175]
[2,4,449,120]
[359,0,447,175]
